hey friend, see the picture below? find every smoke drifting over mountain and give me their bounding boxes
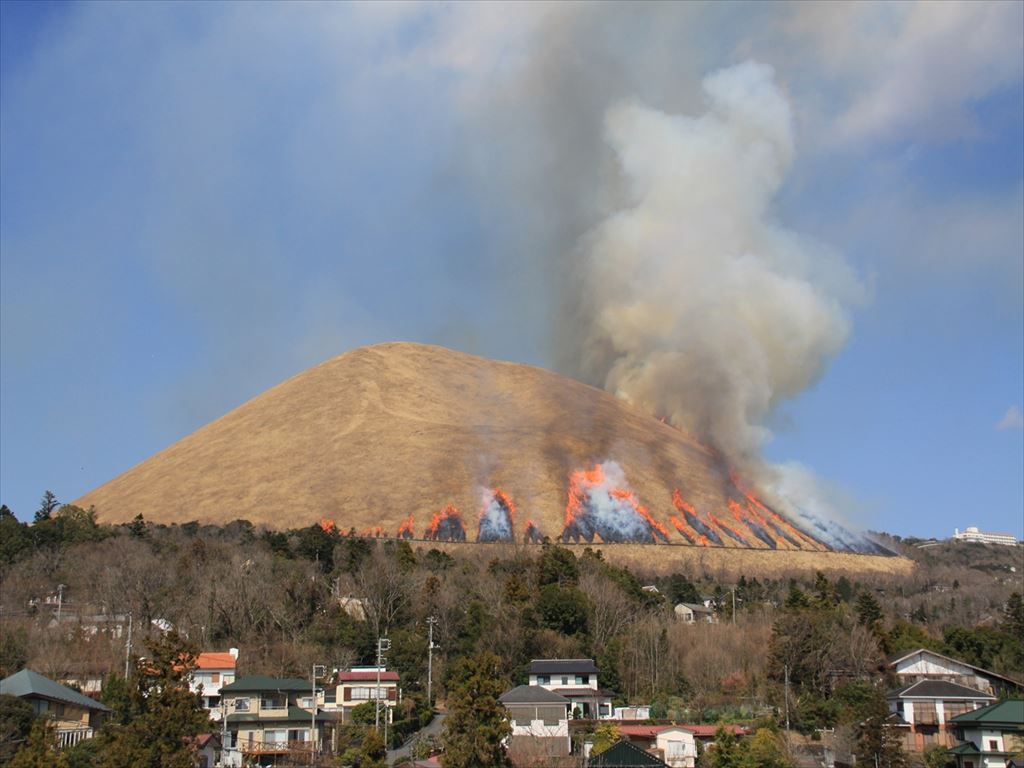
[448,9,867,531]
[576,62,860,467]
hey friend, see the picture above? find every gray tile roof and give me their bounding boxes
[888,679,996,699]
[220,675,311,692]
[528,659,599,675]
[499,685,570,704]
[0,669,109,712]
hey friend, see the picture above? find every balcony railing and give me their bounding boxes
[57,727,93,749]
[241,739,315,756]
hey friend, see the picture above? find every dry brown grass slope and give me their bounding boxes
[74,342,908,572]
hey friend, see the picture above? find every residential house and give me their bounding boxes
[500,684,572,761]
[616,724,748,768]
[326,667,400,724]
[887,648,1024,697]
[0,669,109,749]
[588,739,669,767]
[947,699,1024,768]
[528,659,613,720]
[189,648,238,720]
[673,603,716,624]
[220,675,329,767]
[886,679,996,752]
[193,733,221,768]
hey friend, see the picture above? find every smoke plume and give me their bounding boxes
[576,61,860,469]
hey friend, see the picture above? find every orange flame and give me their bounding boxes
[479,489,516,527]
[610,488,672,542]
[360,526,385,538]
[523,519,543,543]
[396,515,415,540]
[709,504,750,546]
[564,465,605,531]
[319,518,336,533]
[425,504,466,542]
[670,514,709,546]
[729,472,827,551]
[671,493,712,548]
[726,498,775,548]
[564,464,669,543]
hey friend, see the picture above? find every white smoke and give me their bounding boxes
[577,61,862,469]
[564,461,665,543]
[477,488,514,541]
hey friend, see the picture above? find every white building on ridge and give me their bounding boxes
[952,527,1019,546]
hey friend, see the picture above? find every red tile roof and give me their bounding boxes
[681,724,747,738]
[619,725,670,738]
[195,653,237,670]
[618,724,748,739]
[338,671,399,682]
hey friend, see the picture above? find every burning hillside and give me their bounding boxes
[74,343,894,560]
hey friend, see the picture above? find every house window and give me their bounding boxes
[667,741,684,758]
[325,688,336,705]
[264,729,287,746]
[350,687,387,701]
[536,705,565,726]
[575,675,590,685]
[210,672,219,683]
[234,698,250,712]
[508,706,533,726]
[561,676,568,686]
[537,675,550,685]
[299,696,314,709]
[260,695,286,710]
[988,740,998,751]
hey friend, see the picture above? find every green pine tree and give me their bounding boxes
[855,591,883,628]
[10,716,65,768]
[96,630,210,768]
[440,652,512,768]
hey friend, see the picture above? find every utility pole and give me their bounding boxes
[426,616,438,707]
[124,612,133,679]
[374,637,391,732]
[731,587,736,625]
[311,663,325,767]
[220,697,228,768]
[56,584,66,624]
[783,664,790,733]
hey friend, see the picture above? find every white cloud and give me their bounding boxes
[834,1,1024,142]
[997,405,1024,431]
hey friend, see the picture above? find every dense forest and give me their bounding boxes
[1,497,1022,766]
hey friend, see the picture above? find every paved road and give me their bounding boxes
[387,709,446,766]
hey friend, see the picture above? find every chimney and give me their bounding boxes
[229,647,239,660]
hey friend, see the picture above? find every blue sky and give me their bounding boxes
[1,1,1021,539]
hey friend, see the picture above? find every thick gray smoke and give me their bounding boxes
[577,61,860,467]
[425,7,869,533]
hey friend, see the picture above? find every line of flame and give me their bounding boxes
[425,504,465,541]
[396,515,415,539]
[729,472,828,551]
[671,490,718,546]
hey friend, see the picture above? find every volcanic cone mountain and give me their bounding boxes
[76,343,883,553]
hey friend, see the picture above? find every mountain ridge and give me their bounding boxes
[74,342,886,557]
